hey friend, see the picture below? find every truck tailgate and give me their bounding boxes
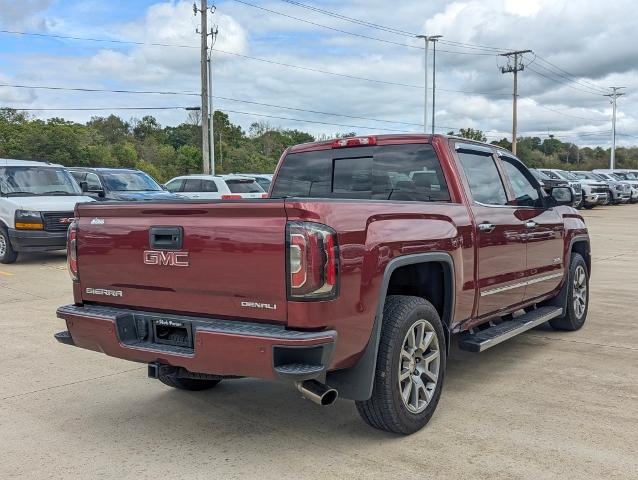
[76,201,287,323]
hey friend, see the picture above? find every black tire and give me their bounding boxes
[158,372,221,391]
[575,194,584,209]
[0,228,18,264]
[583,204,595,209]
[550,253,589,331]
[356,295,446,435]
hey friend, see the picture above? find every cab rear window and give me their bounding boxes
[270,144,450,202]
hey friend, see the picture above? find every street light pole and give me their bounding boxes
[416,35,441,134]
[604,87,625,169]
[430,35,442,135]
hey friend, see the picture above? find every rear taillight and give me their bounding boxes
[286,222,339,300]
[67,220,78,282]
[221,194,242,200]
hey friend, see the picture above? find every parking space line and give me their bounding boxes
[0,271,14,276]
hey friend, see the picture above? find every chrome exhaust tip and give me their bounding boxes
[295,379,338,406]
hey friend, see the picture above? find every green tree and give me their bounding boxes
[447,128,487,142]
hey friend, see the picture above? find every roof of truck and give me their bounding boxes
[286,133,505,155]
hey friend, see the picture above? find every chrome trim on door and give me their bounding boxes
[480,271,564,297]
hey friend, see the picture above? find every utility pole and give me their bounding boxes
[194,1,210,174]
[499,49,532,155]
[416,35,440,133]
[430,35,442,135]
[207,24,218,175]
[604,87,625,169]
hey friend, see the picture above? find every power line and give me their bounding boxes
[277,0,511,53]
[525,58,606,95]
[214,96,424,126]
[232,0,497,56]
[232,0,423,50]
[278,0,416,37]
[0,82,436,126]
[533,55,606,93]
[5,106,193,111]
[534,103,607,123]
[220,109,412,132]
[0,82,200,96]
[525,62,604,96]
[0,29,505,93]
[0,29,197,49]
[2,105,415,132]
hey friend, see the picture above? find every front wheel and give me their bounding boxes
[0,228,18,264]
[550,253,589,331]
[356,295,446,435]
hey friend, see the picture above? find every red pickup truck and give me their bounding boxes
[56,134,590,434]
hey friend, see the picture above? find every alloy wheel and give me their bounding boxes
[398,319,440,414]
[572,265,587,319]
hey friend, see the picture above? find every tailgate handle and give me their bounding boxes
[149,227,183,250]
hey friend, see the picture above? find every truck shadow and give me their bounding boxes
[80,329,550,445]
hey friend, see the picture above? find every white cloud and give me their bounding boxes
[1,0,636,147]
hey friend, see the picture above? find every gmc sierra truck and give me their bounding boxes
[55,134,590,434]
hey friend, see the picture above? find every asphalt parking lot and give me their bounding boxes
[1,206,637,480]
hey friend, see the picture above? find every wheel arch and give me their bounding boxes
[327,252,455,401]
[541,235,590,311]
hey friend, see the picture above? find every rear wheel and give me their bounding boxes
[550,253,589,331]
[356,295,446,435]
[158,372,221,391]
[0,228,18,264]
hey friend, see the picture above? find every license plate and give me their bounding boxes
[152,318,193,348]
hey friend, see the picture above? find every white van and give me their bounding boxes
[0,159,94,263]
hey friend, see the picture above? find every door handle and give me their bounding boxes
[525,221,538,229]
[478,222,495,233]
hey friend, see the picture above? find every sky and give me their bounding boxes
[0,0,636,147]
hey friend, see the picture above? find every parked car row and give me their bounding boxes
[0,158,274,263]
[2,156,637,265]
[530,167,638,209]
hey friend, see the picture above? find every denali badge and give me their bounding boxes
[91,218,105,225]
[143,250,190,267]
[241,301,277,310]
[86,288,123,297]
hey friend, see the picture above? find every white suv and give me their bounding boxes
[164,174,266,200]
[0,159,94,263]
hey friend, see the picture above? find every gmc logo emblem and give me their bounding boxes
[143,250,190,267]
[59,217,75,224]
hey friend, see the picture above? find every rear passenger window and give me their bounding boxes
[202,180,218,192]
[458,152,507,205]
[165,179,184,192]
[271,144,450,202]
[183,179,202,192]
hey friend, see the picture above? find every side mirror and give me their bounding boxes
[550,186,573,206]
[80,181,89,192]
